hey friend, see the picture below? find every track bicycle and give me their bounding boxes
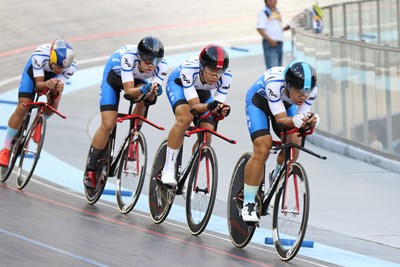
[0,89,66,189]
[227,127,327,261]
[148,112,236,236]
[84,94,164,214]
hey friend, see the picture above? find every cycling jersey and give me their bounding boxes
[19,43,78,98]
[166,56,232,111]
[100,45,168,111]
[245,66,318,140]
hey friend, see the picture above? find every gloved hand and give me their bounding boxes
[156,84,163,96]
[207,100,222,111]
[140,83,152,95]
[293,113,306,128]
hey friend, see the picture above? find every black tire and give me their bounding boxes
[148,139,175,224]
[116,131,147,214]
[272,162,310,261]
[1,127,24,182]
[227,152,256,248]
[186,145,217,236]
[16,115,46,189]
[84,143,110,205]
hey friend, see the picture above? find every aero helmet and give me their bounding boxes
[283,60,317,91]
[199,45,229,73]
[137,36,164,66]
[50,39,75,68]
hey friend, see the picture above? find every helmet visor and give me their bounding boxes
[138,53,162,66]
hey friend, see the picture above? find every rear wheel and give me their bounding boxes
[148,139,175,224]
[1,128,24,182]
[186,145,217,236]
[84,143,110,205]
[272,162,309,261]
[16,116,46,189]
[227,152,256,248]
[116,131,147,214]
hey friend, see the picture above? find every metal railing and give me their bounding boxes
[290,0,400,167]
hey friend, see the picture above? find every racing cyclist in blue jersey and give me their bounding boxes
[0,39,77,167]
[160,44,232,186]
[83,36,168,189]
[241,60,320,222]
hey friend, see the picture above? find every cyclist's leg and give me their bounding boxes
[84,73,119,188]
[242,92,272,222]
[161,75,192,185]
[1,72,35,167]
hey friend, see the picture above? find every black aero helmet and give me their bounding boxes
[284,60,317,91]
[199,44,229,72]
[137,36,164,66]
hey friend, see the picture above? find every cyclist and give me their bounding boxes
[83,36,167,189]
[0,39,76,167]
[160,44,232,186]
[241,60,320,222]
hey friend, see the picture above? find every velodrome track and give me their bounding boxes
[1,1,399,266]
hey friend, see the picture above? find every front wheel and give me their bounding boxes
[272,162,310,261]
[186,145,217,236]
[148,139,175,224]
[116,131,147,214]
[227,152,256,248]
[16,115,46,189]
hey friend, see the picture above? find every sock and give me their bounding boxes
[3,126,18,150]
[243,183,259,206]
[164,147,179,172]
[86,146,103,171]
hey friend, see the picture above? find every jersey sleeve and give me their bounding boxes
[181,67,199,101]
[256,10,267,29]
[297,86,318,114]
[56,61,78,83]
[214,70,232,103]
[150,59,168,85]
[31,54,46,78]
[120,52,135,84]
[266,79,286,116]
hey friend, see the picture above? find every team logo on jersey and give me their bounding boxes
[124,58,131,68]
[161,72,167,76]
[268,88,278,98]
[182,74,190,84]
[33,59,41,68]
[222,84,230,90]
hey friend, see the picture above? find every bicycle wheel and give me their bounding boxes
[1,128,23,182]
[116,131,147,214]
[148,139,175,224]
[186,145,217,235]
[272,162,310,261]
[84,144,110,205]
[227,152,256,248]
[16,115,46,189]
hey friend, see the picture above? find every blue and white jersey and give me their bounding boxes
[177,57,232,102]
[109,45,168,85]
[30,44,77,83]
[253,66,318,115]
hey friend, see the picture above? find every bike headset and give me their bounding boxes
[199,44,229,76]
[50,39,75,68]
[283,60,317,94]
[137,36,164,66]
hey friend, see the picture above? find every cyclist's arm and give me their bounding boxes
[34,76,59,92]
[188,97,208,115]
[274,112,296,128]
[123,81,144,98]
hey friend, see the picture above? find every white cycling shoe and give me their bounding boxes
[241,203,259,223]
[161,169,177,186]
